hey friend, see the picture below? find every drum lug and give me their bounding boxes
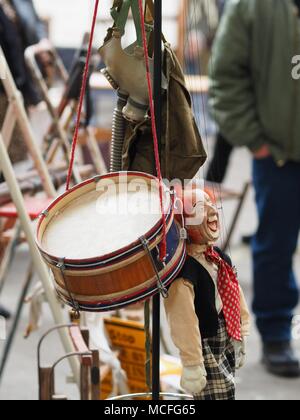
[140,236,149,249]
[180,228,188,240]
[93,175,102,184]
[56,260,66,271]
[160,287,169,299]
[41,209,49,218]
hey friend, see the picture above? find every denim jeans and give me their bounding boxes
[252,157,300,343]
[11,0,47,44]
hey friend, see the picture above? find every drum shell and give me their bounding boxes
[51,219,186,312]
[36,172,186,312]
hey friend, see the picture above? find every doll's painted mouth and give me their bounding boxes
[208,216,219,232]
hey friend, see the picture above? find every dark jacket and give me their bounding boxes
[209,0,300,166]
[0,0,46,105]
[11,0,46,45]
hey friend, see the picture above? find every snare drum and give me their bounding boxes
[36,172,186,312]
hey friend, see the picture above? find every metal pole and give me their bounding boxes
[0,263,34,381]
[0,47,56,198]
[152,0,162,401]
[0,134,80,385]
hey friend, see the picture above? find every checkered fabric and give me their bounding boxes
[194,316,236,401]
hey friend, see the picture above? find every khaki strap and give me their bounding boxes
[145,0,154,23]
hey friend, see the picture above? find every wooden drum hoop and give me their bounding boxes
[36,172,186,312]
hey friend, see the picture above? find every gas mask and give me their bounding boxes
[99,0,168,124]
[99,28,153,123]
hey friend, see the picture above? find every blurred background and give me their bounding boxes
[0,0,299,400]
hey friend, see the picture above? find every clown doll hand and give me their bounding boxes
[234,338,247,370]
[181,364,207,396]
[164,278,207,396]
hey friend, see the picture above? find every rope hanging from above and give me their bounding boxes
[65,0,167,261]
[137,0,167,262]
[65,0,100,191]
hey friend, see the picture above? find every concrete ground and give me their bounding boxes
[0,144,300,400]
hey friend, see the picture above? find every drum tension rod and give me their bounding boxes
[139,236,168,299]
[170,188,188,241]
[57,258,81,319]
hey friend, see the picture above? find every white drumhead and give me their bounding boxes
[41,177,169,260]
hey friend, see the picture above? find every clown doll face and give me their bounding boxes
[184,190,220,245]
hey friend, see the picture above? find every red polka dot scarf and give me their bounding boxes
[205,246,242,341]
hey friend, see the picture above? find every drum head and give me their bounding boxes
[39,173,171,261]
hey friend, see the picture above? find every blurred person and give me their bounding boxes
[209,0,300,377]
[0,1,50,316]
[9,0,53,81]
[206,132,233,184]
[185,0,233,184]
[185,0,220,74]
[0,0,52,174]
[204,0,234,185]
[0,0,50,106]
[9,0,48,45]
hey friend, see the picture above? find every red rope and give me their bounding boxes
[66,0,100,191]
[137,0,167,261]
[66,0,167,260]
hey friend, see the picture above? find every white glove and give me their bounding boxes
[181,364,207,396]
[234,338,247,370]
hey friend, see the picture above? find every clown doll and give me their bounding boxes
[164,188,251,400]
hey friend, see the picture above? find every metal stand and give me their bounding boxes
[38,325,100,400]
[0,48,79,384]
[0,263,34,379]
[25,37,107,178]
[152,0,162,401]
[222,182,251,252]
[108,393,193,401]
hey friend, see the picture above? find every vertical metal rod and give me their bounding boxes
[152,0,162,401]
[0,134,80,385]
[0,47,56,198]
[0,263,33,381]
